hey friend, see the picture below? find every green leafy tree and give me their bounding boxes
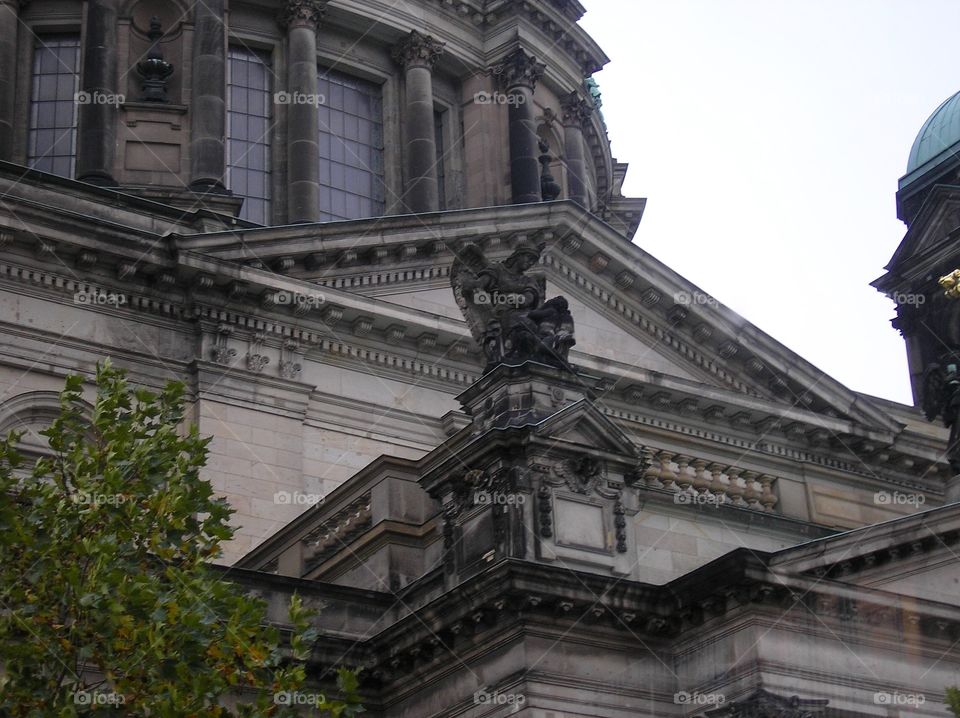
[947,687,960,717]
[0,362,363,716]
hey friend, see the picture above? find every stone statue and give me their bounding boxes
[450,239,575,372]
[922,356,960,473]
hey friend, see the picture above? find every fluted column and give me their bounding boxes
[278,0,326,222]
[76,0,119,185]
[0,0,18,161]
[560,91,593,207]
[189,0,226,191]
[497,48,544,205]
[391,31,444,213]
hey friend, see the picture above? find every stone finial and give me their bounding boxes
[560,91,593,127]
[277,0,327,31]
[137,17,174,102]
[391,30,445,70]
[494,47,545,91]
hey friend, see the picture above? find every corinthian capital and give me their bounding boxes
[494,48,545,91]
[391,30,445,70]
[277,0,327,31]
[560,91,594,128]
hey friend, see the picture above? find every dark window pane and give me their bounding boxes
[28,35,80,178]
[226,46,273,223]
[316,66,384,220]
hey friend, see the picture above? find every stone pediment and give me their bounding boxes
[883,184,960,279]
[173,204,904,435]
[0,168,909,440]
[530,398,640,459]
[768,502,960,606]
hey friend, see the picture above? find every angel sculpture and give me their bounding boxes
[922,356,960,473]
[450,239,575,372]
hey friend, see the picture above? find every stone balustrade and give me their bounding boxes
[636,449,779,511]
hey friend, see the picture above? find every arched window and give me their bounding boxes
[0,391,93,465]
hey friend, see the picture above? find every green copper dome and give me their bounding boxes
[906,90,960,175]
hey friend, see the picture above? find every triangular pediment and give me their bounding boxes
[531,398,641,458]
[769,503,960,607]
[171,202,903,433]
[886,184,960,276]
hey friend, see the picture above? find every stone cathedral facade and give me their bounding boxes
[1,0,959,715]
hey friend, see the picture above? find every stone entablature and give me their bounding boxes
[230,532,960,717]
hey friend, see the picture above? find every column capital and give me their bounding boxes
[493,47,545,91]
[560,91,594,128]
[391,30,445,71]
[277,0,327,31]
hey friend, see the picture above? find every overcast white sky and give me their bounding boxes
[579,0,960,405]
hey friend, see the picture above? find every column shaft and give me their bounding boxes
[391,31,444,214]
[190,0,227,191]
[0,0,18,161]
[497,49,545,205]
[76,0,118,185]
[562,123,587,206]
[508,85,539,204]
[560,93,594,208]
[403,64,438,212]
[286,24,320,222]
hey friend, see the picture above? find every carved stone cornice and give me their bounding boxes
[493,48,546,91]
[560,91,594,128]
[277,0,326,31]
[390,30,445,71]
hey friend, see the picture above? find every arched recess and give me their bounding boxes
[0,391,94,463]
[536,121,566,199]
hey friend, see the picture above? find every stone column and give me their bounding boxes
[76,0,119,185]
[497,48,544,205]
[560,91,593,208]
[278,0,325,223]
[189,0,227,192]
[0,0,18,161]
[391,30,444,214]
